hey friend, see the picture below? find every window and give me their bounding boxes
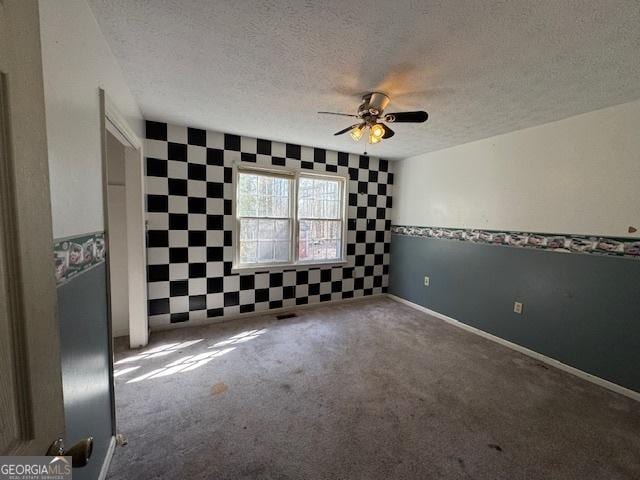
[237,171,292,265]
[298,176,343,262]
[235,166,346,269]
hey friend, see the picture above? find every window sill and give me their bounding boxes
[231,259,349,274]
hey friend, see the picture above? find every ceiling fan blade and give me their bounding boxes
[382,124,395,139]
[384,111,429,123]
[318,111,359,118]
[334,124,360,136]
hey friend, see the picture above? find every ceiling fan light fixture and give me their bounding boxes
[370,123,385,139]
[368,127,383,144]
[349,124,365,141]
[368,123,385,144]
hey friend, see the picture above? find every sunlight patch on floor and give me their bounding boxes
[115,339,204,365]
[210,329,267,348]
[113,329,268,383]
[126,348,236,383]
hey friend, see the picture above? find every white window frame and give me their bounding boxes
[232,162,348,272]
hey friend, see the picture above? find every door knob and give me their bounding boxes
[47,437,94,467]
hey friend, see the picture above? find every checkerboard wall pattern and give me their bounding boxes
[144,121,393,327]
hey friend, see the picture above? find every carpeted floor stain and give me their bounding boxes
[211,382,228,395]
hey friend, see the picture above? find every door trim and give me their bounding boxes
[99,89,149,349]
[97,435,116,480]
[104,95,141,150]
[0,71,34,448]
[99,88,149,450]
[98,89,118,440]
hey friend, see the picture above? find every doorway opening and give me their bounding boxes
[106,130,130,344]
[100,90,149,454]
[100,90,149,352]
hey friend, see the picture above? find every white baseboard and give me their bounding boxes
[151,293,385,332]
[386,294,640,403]
[98,435,117,480]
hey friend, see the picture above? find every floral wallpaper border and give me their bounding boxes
[391,225,640,259]
[54,231,106,286]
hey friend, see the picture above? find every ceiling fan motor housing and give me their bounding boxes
[358,92,390,120]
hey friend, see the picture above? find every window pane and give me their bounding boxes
[237,173,258,217]
[255,240,291,263]
[274,241,290,261]
[274,219,289,240]
[238,172,290,218]
[298,177,341,219]
[298,219,342,261]
[239,241,257,264]
[240,218,291,264]
[239,218,258,240]
[258,219,275,240]
[257,241,274,262]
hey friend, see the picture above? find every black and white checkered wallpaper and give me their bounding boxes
[144,121,393,327]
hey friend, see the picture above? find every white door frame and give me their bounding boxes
[99,89,149,349]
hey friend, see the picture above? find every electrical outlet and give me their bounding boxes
[514,302,523,314]
[424,276,430,286]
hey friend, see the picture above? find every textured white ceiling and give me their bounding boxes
[89,0,640,160]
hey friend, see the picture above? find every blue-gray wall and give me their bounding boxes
[57,262,113,480]
[389,234,640,393]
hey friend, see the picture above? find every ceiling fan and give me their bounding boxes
[318,92,428,144]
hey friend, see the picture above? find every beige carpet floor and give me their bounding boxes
[108,297,640,479]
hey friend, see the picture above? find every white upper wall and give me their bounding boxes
[393,99,640,238]
[39,0,143,239]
